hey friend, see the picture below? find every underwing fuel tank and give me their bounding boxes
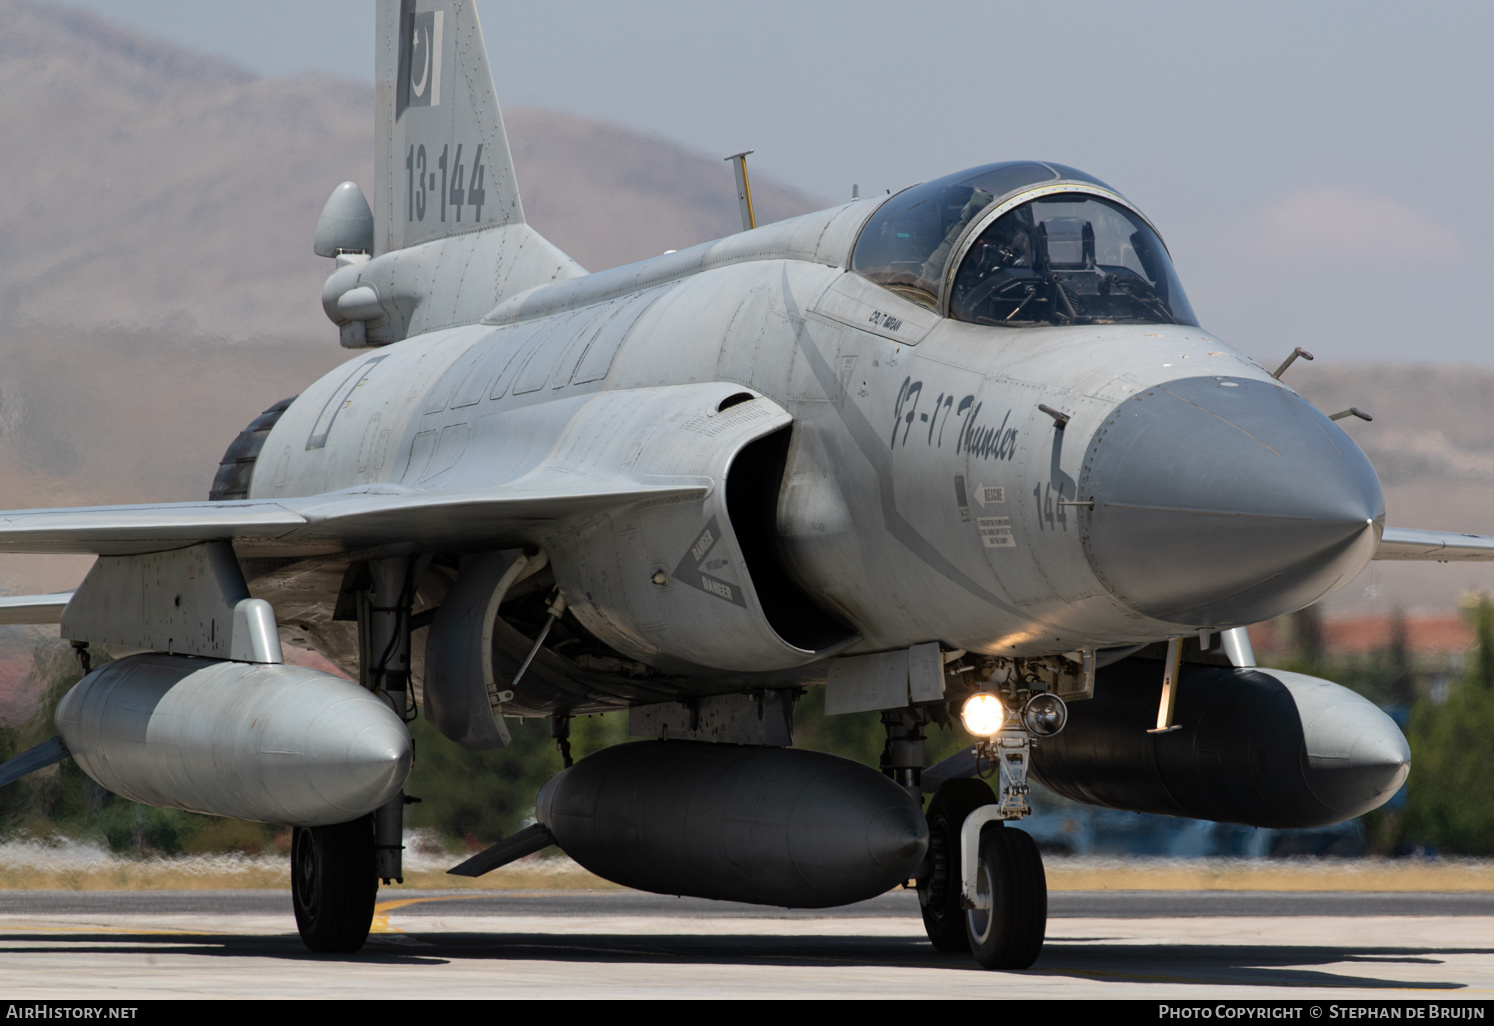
[535,741,928,907]
[55,654,411,826]
[1031,658,1410,828]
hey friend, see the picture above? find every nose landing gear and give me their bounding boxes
[916,721,1049,969]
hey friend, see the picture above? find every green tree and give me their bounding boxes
[1387,608,1415,708]
[403,709,629,846]
[1401,678,1494,855]
[1477,596,1494,692]
[1398,598,1494,855]
[0,641,102,840]
[791,686,971,771]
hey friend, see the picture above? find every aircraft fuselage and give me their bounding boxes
[254,201,1383,700]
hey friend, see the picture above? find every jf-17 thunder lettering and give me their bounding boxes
[0,0,1490,971]
[891,378,1019,461]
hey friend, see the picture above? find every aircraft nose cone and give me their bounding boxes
[1080,376,1384,626]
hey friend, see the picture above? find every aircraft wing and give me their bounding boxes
[0,480,707,558]
[0,592,74,625]
[1375,526,1494,561]
[0,501,306,555]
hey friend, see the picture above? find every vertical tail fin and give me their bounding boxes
[375,0,523,255]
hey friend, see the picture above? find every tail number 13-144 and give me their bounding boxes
[406,143,486,223]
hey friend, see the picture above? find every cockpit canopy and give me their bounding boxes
[851,161,1197,328]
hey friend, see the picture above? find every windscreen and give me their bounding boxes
[948,194,1197,327]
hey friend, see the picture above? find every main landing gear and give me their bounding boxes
[916,726,1048,970]
[292,555,418,954]
[291,817,378,953]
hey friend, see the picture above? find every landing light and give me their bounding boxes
[1022,693,1068,737]
[960,693,1006,737]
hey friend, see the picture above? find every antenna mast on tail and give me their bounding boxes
[725,151,757,232]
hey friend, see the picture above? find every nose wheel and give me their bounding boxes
[291,816,378,953]
[918,778,996,951]
[965,821,1046,969]
[917,774,1048,969]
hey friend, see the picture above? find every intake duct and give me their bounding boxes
[549,384,854,673]
[726,427,854,652]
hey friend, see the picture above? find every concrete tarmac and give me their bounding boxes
[1,889,1491,1000]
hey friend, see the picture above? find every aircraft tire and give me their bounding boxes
[919,777,996,952]
[208,396,296,501]
[965,824,1046,970]
[291,816,378,953]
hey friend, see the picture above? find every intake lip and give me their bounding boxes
[1079,376,1384,627]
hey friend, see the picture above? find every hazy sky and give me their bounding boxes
[51,0,1494,366]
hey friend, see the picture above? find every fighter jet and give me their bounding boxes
[0,0,1488,969]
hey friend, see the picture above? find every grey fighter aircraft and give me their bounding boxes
[0,0,1489,970]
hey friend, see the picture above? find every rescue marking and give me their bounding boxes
[975,483,1005,507]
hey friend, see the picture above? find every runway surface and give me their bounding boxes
[2,889,1491,999]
